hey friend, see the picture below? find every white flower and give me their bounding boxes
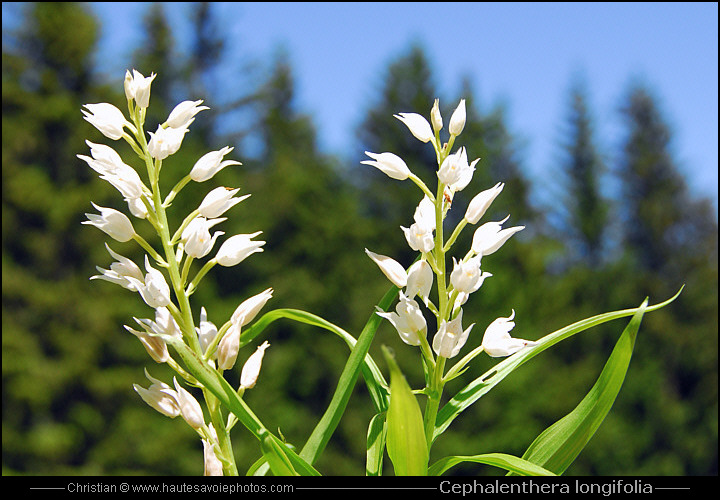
[376,292,426,346]
[196,307,218,354]
[361,151,411,181]
[181,216,226,259]
[394,112,433,143]
[449,99,466,136]
[83,203,136,242]
[133,370,180,418]
[450,256,490,295]
[78,140,125,176]
[215,232,265,267]
[147,124,189,160]
[216,322,241,371]
[202,439,223,476]
[199,187,250,218]
[481,310,537,357]
[124,324,169,363]
[79,143,146,200]
[437,147,475,189]
[465,182,504,224]
[405,259,433,301]
[165,99,209,129]
[413,196,436,230]
[82,103,135,140]
[240,341,271,390]
[126,196,149,219]
[231,288,273,327]
[173,378,205,429]
[401,221,435,253]
[133,306,182,342]
[365,249,407,288]
[190,146,242,182]
[90,243,144,290]
[432,310,475,358]
[101,164,145,200]
[431,99,443,132]
[127,256,172,308]
[124,69,156,109]
[471,216,525,256]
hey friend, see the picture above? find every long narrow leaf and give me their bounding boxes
[428,452,556,476]
[299,285,398,464]
[517,299,648,474]
[434,290,681,442]
[366,412,387,476]
[167,339,320,476]
[261,434,298,476]
[383,346,429,476]
[241,308,389,411]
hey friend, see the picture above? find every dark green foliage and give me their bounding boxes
[2,3,716,477]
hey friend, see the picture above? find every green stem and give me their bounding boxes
[424,356,446,448]
[204,387,238,475]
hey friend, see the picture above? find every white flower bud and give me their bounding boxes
[83,203,136,242]
[124,69,156,109]
[465,182,504,224]
[166,100,209,129]
[190,147,242,182]
[401,222,435,253]
[405,259,433,301]
[214,232,265,267]
[173,378,205,429]
[431,99,443,133]
[394,112,433,143]
[432,310,475,358]
[181,216,225,259]
[361,151,411,181]
[449,99,466,136]
[147,124,189,160]
[481,310,537,357]
[202,439,224,476]
[129,256,172,309]
[216,322,241,371]
[199,187,249,218]
[240,341,271,390]
[438,147,476,191]
[471,216,524,256]
[82,103,135,140]
[231,288,273,327]
[450,256,490,295]
[196,307,218,354]
[365,249,408,288]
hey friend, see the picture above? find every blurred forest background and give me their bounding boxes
[2,3,717,476]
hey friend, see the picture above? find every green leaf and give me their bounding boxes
[366,412,387,476]
[433,289,682,442]
[383,346,428,476]
[365,412,387,476]
[260,434,298,476]
[299,285,397,465]
[166,338,320,476]
[242,308,389,412]
[516,299,648,475]
[428,453,556,476]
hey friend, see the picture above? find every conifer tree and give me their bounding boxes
[558,81,608,266]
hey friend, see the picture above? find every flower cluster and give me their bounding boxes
[364,99,536,370]
[80,70,274,475]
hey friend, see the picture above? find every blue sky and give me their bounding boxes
[66,3,720,211]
